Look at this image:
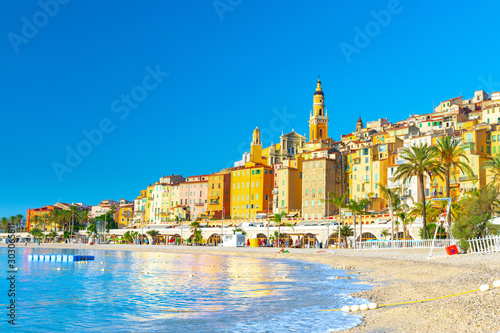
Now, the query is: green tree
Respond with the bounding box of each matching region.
[348,198,370,247]
[409,201,439,239]
[481,155,500,190]
[380,184,404,241]
[0,217,9,232]
[396,211,415,242]
[29,228,43,243]
[452,187,500,251]
[323,192,348,246]
[146,229,160,245]
[394,144,440,239]
[233,227,247,235]
[190,221,201,245]
[334,225,353,248]
[47,231,58,243]
[381,228,389,240]
[433,135,474,231]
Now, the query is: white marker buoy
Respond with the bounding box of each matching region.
[341,306,350,312]
[189,274,194,277]
[100,269,106,271]
[56,268,62,271]
[350,305,360,312]
[368,303,378,310]
[480,284,490,291]
[360,304,369,311]
[493,280,500,288]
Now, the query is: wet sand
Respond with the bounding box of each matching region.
[13,243,500,332]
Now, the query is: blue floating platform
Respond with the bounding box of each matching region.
[28,255,94,262]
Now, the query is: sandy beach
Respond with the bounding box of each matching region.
[14,243,500,332]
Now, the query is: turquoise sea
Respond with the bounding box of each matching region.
[0,247,371,332]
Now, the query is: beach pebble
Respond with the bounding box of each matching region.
[350,305,360,312]
[368,303,378,310]
[341,306,350,312]
[360,304,369,311]
[480,284,490,291]
[493,280,500,288]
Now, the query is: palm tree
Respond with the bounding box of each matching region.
[324,192,348,247]
[31,215,41,230]
[409,201,439,239]
[189,221,200,245]
[1,217,9,232]
[396,211,415,243]
[348,199,370,248]
[379,184,403,242]
[482,155,500,190]
[381,228,389,240]
[394,143,440,239]
[433,136,474,232]
[49,209,63,232]
[272,211,287,247]
[335,225,353,248]
[146,229,160,245]
[14,214,24,232]
[346,202,357,248]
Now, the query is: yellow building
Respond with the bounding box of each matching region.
[459,127,490,195]
[273,158,303,216]
[230,163,274,219]
[207,171,231,219]
[118,203,133,228]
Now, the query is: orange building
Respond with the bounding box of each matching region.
[207,171,231,219]
[26,205,58,231]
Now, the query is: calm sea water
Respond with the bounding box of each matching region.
[0,247,371,332]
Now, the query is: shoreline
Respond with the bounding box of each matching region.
[9,243,500,332]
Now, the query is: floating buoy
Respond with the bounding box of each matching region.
[211,265,215,267]
[13,268,20,270]
[282,276,287,279]
[100,269,106,272]
[100,262,104,264]
[107,255,110,256]
[195,256,198,258]
[350,305,360,312]
[158,255,161,257]
[56,268,62,271]
[120,255,123,257]
[493,280,500,288]
[305,267,310,269]
[368,303,378,310]
[189,274,194,277]
[341,306,350,312]
[139,255,141,257]
[360,304,369,311]
[480,284,490,291]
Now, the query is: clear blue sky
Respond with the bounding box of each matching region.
[2,0,500,217]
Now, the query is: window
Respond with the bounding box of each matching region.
[305,189,308,195]
[305,200,308,207]
[319,188,322,194]
[282,180,285,185]
[311,200,315,207]
[281,200,285,207]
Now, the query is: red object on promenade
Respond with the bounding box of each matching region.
[445,245,458,255]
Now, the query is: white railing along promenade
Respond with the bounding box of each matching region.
[467,235,500,254]
[358,239,456,250]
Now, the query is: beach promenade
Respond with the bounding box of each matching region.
[12,243,500,332]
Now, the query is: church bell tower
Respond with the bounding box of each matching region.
[308,78,329,142]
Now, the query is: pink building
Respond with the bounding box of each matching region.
[179,175,209,220]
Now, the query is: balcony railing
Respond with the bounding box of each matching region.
[461,142,475,151]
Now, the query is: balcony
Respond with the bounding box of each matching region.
[461,142,475,152]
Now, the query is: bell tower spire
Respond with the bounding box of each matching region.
[308,78,329,142]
